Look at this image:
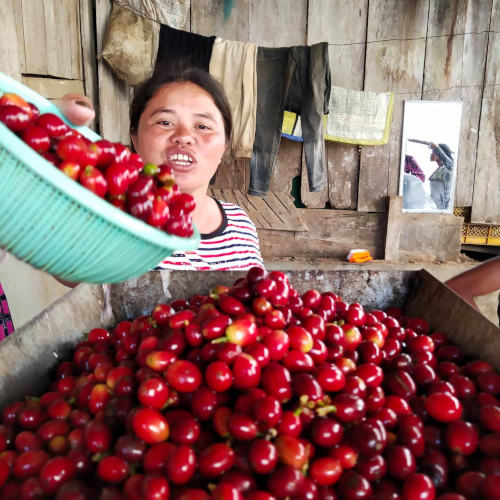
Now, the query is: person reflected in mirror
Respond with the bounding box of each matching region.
[402,154,437,210]
[445,256,500,326]
[428,142,454,210]
[405,154,426,183]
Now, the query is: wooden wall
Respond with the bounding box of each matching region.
[91,0,498,226]
[0,0,97,109]
[1,0,498,248]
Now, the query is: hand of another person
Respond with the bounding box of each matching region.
[54,93,95,127]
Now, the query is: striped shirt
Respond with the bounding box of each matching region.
[156,199,264,271]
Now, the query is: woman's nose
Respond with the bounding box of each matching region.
[172,125,193,144]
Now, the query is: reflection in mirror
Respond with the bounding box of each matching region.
[399,101,462,214]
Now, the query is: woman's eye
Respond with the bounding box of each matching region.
[157,120,171,126]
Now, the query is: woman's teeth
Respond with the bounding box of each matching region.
[169,154,193,166]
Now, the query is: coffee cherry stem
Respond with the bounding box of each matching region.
[211,336,229,344]
[316,404,337,417]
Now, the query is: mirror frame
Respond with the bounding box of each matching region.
[399,100,462,214]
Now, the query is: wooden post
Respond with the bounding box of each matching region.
[385,195,403,261]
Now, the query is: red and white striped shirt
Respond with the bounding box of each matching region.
[157,200,264,271]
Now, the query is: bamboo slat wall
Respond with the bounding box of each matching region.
[1,0,498,224]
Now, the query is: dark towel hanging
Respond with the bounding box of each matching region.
[156,25,216,72]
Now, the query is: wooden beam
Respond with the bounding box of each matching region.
[308,0,368,209]
[0,0,22,78]
[21,0,48,75]
[210,189,308,231]
[384,195,403,261]
[79,0,98,131]
[259,209,386,260]
[471,3,500,223]
[21,77,84,100]
[424,0,491,207]
[192,0,250,41]
[95,0,131,144]
[358,0,428,212]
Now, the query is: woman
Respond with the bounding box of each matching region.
[59,64,264,271]
[428,142,454,211]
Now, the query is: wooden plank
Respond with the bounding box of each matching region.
[247,0,307,203]
[384,195,403,261]
[69,0,83,79]
[213,188,236,206]
[247,193,287,230]
[359,91,420,212]
[95,0,131,144]
[270,140,301,193]
[405,270,500,371]
[249,0,307,46]
[298,1,364,208]
[471,5,500,223]
[295,209,385,244]
[360,41,426,210]
[191,0,250,191]
[367,0,428,41]
[308,1,368,210]
[212,157,247,190]
[427,0,492,37]
[13,0,26,73]
[358,0,428,212]
[79,0,99,131]
[399,213,463,261]
[210,189,308,231]
[300,146,328,208]
[234,158,247,190]
[327,142,359,209]
[212,159,237,189]
[308,0,367,47]
[0,0,22,78]
[259,210,386,259]
[233,190,274,229]
[191,0,250,41]
[184,1,191,29]
[45,0,68,78]
[265,191,308,231]
[22,0,48,75]
[20,77,84,99]
[424,0,491,207]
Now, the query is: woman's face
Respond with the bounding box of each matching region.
[430,152,441,166]
[132,81,227,196]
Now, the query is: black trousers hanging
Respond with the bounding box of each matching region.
[249,42,331,197]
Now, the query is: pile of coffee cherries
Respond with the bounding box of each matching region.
[0,268,499,499]
[0,92,194,237]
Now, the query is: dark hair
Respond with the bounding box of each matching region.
[438,143,453,159]
[130,60,233,156]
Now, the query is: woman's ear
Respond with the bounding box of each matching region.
[131,132,138,153]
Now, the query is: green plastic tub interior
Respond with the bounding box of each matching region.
[0,72,200,283]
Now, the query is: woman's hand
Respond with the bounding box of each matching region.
[54,93,95,127]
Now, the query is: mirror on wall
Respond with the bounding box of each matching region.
[399,100,462,214]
